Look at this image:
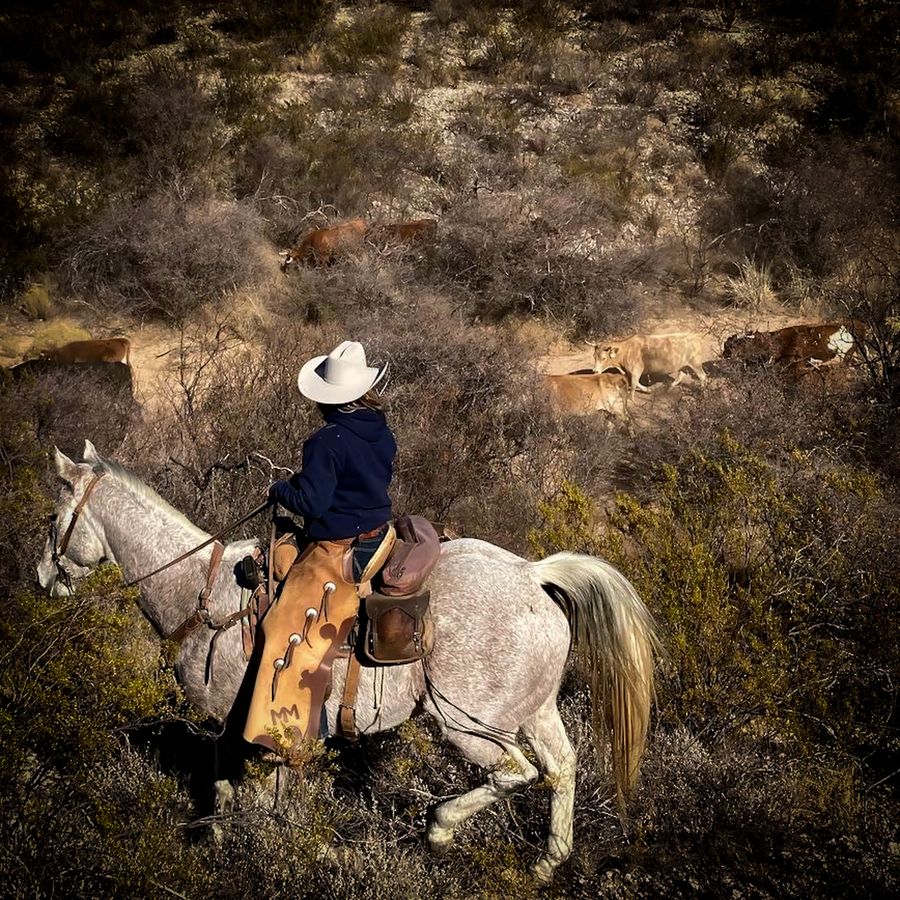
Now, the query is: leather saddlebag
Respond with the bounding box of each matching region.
[380,515,441,597]
[363,590,432,665]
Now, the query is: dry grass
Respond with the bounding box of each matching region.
[726,257,777,310]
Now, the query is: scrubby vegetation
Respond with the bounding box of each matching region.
[1,1,898,897]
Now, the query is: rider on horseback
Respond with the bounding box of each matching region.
[244,341,396,750]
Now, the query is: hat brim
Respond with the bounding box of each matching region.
[297,355,388,404]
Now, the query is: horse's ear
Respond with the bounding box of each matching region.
[83,439,99,463]
[53,446,79,481]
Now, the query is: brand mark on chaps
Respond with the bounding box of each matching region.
[271,705,301,726]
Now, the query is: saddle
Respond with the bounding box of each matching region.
[240,516,442,752]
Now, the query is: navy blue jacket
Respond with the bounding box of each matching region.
[270,407,396,540]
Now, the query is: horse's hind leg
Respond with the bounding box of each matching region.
[521,699,577,881]
[426,733,538,853]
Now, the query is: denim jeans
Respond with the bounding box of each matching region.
[352,525,389,582]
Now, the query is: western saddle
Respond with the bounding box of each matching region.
[238,515,443,741]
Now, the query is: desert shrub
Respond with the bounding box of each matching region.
[322,4,411,75]
[237,115,440,234]
[48,55,224,182]
[214,47,279,131]
[0,567,201,898]
[426,198,637,337]
[600,432,899,754]
[552,113,645,221]
[700,162,781,268]
[685,85,767,182]
[561,145,643,210]
[214,0,336,51]
[62,184,274,321]
[451,93,522,154]
[3,360,137,459]
[725,256,776,309]
[773,138,898,278]
[835,238,900,408]
[17,277,56,320]
[625,730,897,897]
[408,32,462,86]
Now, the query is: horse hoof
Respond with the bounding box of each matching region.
[531,858,556,883]
[426,826,454,856]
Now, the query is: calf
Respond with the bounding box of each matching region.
[592,332,707,399]
[40,337,131,365]
[281,218,368,270]
[543,371,630,422]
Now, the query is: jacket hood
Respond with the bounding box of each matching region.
[320,406,389,443]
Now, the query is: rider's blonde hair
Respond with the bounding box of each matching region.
[340,388,384,413]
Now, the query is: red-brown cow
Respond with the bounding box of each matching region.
[40,337,131,365]
[281,218,368,270]
[367,218,438,248]
[723,322,858,366]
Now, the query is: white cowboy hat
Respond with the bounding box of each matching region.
[297,340,388,404]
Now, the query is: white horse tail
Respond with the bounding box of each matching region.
[530,552,658,813]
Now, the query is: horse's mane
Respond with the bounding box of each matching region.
[92,453,210,540]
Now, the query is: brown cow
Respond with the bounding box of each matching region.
[281,218,368,270]
[367,218,438,248]
[592,332,707,399]
[40,337,131,366]
[723,322,858,366]
[543,372,630,422]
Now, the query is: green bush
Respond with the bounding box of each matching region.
[597,432,899,755]
[0,568,203,897]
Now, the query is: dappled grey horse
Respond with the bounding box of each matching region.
[38,441,657,880]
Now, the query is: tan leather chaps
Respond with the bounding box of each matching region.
[243,540,359,750]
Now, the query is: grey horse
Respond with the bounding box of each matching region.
[37,440,658,880]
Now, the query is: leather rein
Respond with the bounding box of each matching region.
[49,472,271,649]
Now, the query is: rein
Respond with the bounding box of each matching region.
[124,501,270,587]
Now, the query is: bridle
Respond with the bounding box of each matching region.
[49,470,107,594]
[48,471,271,663]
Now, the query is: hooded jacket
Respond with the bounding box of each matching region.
[270,407,396,540]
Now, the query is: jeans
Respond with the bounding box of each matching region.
[352,525,389,582]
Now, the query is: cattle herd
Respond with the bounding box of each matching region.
[544,321,865,425]
[4,214,866,437]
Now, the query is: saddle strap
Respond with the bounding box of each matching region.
[338,652,362,741]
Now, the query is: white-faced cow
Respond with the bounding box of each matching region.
[723,322,858,367]
[592,332,707,399]
[281,218,368,270]
[543,372,630,423]
[40,337,131,366]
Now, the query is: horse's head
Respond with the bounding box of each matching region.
[37,441,111,596]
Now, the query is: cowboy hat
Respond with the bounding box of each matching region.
[297,340,388,404]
